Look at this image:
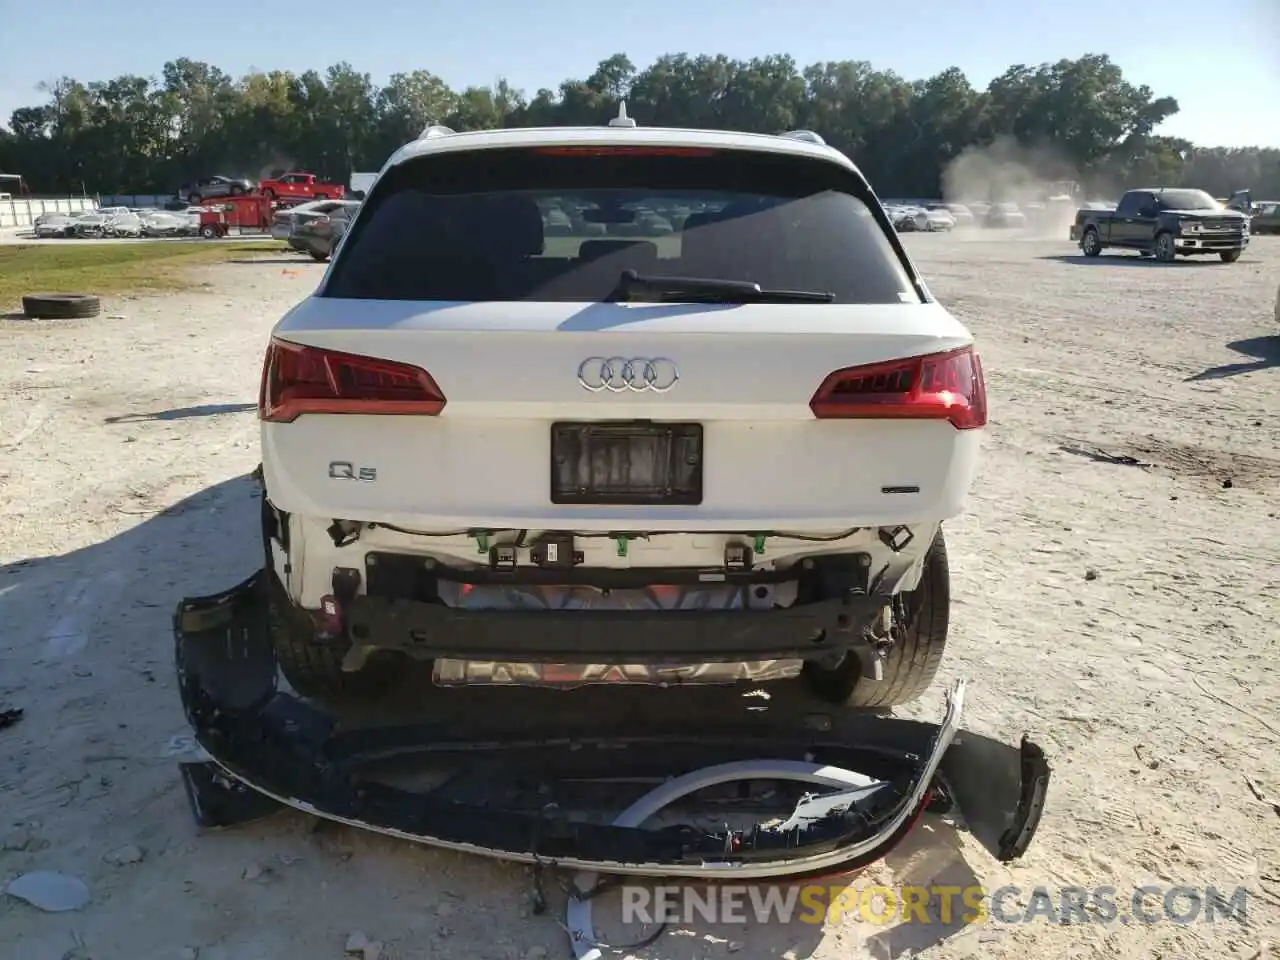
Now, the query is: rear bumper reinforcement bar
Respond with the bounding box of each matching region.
[174,569,1050,878]
[342,592,887,663]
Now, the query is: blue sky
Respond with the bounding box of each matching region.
[1,0,1276,147]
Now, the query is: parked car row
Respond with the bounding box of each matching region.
[882,198,1056,231]
[31,206,206,239]
[28,195,335,242]
[883,202,960,232]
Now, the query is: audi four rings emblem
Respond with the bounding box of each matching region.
[576,357,680,393]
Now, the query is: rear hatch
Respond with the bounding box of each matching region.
[261,143,984,531]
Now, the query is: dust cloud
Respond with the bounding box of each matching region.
[257,155,297,180]
[941,136,1096,239]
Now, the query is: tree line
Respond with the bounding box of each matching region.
[1,52,1276,201]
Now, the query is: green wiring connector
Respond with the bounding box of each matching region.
[754,533,767,555]
[472,530,490,554]
[615,534,630,558]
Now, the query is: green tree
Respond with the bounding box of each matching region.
[1,52,1275,201]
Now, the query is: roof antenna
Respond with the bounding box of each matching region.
[608,101,637,128]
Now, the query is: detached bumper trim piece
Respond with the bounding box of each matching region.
[174,570,1050,878]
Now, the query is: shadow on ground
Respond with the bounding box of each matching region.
[1186,336,1280,382]
[0,474,994,959]
[103,402,257,423]
[225,257,320,265]
[1038,254,1229,267]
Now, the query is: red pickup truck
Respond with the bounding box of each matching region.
[258,172,346,202]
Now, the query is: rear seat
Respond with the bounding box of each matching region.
[576,239,659,270]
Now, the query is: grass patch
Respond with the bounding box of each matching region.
[0,241,292,309]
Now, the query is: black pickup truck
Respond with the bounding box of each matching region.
[1069,188,1250,262]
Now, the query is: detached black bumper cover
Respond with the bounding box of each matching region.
[174,571,1050,878]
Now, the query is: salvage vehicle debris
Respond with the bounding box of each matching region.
[0,706,23,730]
[174,566,1049,880]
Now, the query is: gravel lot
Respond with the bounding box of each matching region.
[1,236,1278,960]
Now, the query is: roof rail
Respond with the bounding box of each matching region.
[778,129,826,145]
[418,124,456,139]
[608,102,637,128]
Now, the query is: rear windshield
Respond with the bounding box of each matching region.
[1155,189,1220,211]
[322,147,920,304]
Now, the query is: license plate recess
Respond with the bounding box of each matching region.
[550,421,702,505]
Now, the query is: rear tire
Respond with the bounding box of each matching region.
[1080,228,1101,257]
[802,529,950,709]
[266,572,405,703]
[308,250,329,262]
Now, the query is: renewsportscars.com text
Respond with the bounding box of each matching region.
[621,884,1251,926]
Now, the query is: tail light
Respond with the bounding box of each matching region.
[258,337,446,422]
[809,346,986,429]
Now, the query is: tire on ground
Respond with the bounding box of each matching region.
[21,293,102,320]
[266,572,406,702]
[802,528,950,709]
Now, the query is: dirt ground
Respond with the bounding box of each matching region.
[1,236,1278,960]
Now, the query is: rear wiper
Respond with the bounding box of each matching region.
[612,269,836,303]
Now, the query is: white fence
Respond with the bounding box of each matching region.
[4,180,373,227]
[0,196,98,228]
[99,195,175,209]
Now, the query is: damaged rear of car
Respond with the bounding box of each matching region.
[173,113,1049,891]
[256,122,984,710]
